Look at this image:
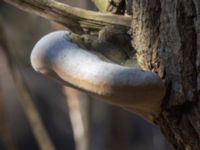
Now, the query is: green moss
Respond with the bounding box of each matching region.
[68,32,138,67]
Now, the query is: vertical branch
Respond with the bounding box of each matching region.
[82,95,93,150]
[14,72,56,150]
[63,87,92,150]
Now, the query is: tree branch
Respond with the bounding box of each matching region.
[4,0,131,34]
[0,15,55,150]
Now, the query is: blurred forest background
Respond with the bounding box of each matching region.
[0,1,173,150]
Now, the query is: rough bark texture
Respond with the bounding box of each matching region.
[107,0,133,15]
[131,0,200,149]
[107,0,126,14]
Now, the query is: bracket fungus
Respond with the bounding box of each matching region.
[31,31,165,122]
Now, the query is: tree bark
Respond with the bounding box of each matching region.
[131,0,200,149]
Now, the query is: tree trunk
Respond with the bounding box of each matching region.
[131,0,200,150]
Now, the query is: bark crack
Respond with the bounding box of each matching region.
[176,0,198,103]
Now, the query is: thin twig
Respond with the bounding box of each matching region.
[0,18,55,150]
[63,87,92,150]
[14,71,56,150]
